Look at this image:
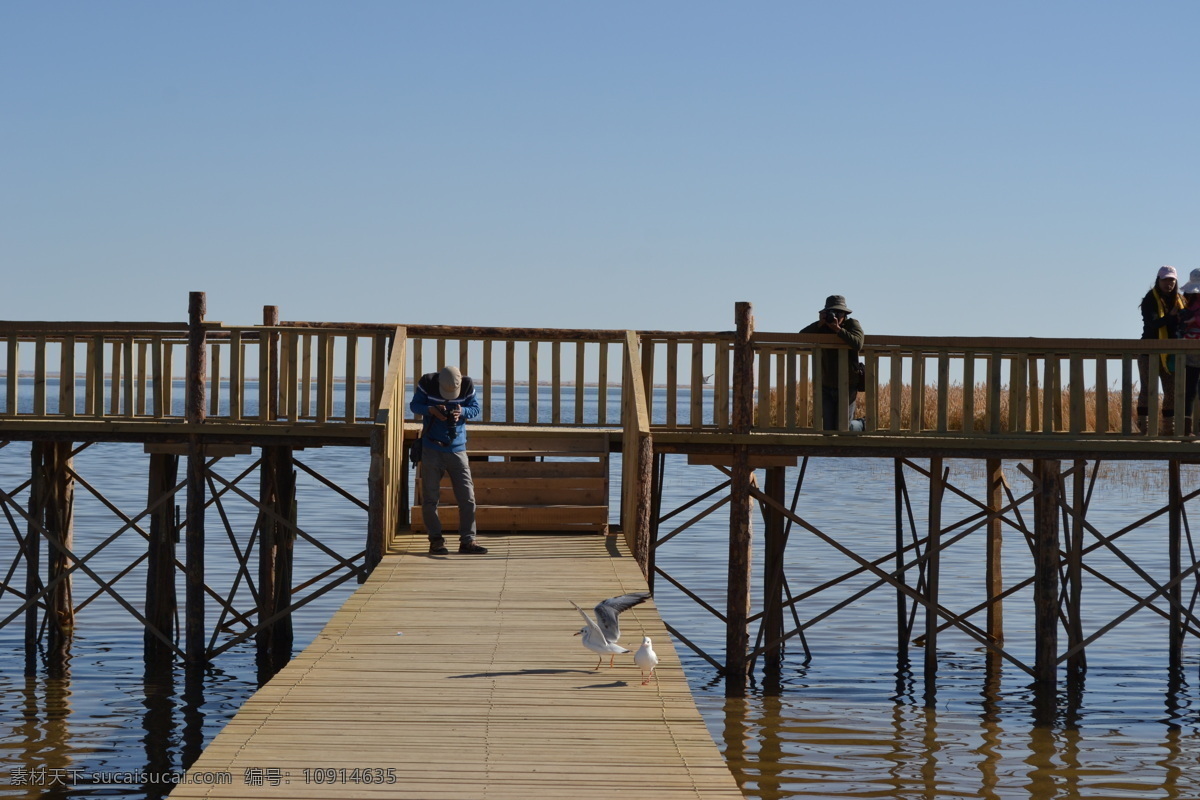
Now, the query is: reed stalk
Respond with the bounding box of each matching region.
[766,382,1136,432]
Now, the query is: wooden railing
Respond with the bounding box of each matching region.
[0,322,393,426]
[751,333,1200,438]
[402,326,629,426]
[620,331,652,569]
[5,317,1197,441]
[0,322,189,420]
[368,327,408,568]
[638,334,734,429]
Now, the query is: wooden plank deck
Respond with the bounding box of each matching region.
[170,533,743,799]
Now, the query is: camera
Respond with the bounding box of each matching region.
[823,310,840,324]
[427,404,460,447]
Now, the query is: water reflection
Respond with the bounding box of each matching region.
[12,667,73,800]
[180,667,207,774]
[705,666,1200,800]
[139,669,175,800]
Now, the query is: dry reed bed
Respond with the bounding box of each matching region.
[767,382,1136,432]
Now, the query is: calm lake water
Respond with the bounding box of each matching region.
[2,385,1200,799]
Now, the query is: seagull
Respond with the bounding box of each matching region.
[571,592,650,669]
[634,636,659,685]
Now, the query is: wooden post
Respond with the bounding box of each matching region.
[762,465,787,686]
[25,443,45,675]
[647,452,663,595]
[924,456,943,708]
[986,458,1004,646]
[145,452,179,667]
[894,459,909,664]
[276,447,296,669]
[258,445,295,678]
[1032,459,1061,687]
[1067,459,1087,684]
[367,428,386,577]
[259,446,278,670]
[45,442,75,661]
[185,291,207,665]
[634,432,654,572]
[1169,459,1183,676]
[264,306,280,420]
[726,301,754,697]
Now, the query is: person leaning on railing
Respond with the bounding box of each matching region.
[800,295,865,432]
[1138,266,1184,435]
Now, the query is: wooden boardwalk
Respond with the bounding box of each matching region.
[170,533,743,799]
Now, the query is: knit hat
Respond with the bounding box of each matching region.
[1159,265,1178,280]
[438,365,462,399]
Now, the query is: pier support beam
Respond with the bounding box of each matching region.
[986,459,1004,647]
[923,456,943,708]
[1032,459,1061,693]
[761,465,787,687]
[25,444,45,674]
[1169,459,1183,677]
[894,460,909,667]
[44,442,74,667]
[185,291,207,665]
[257,445,296,679]
[725,301,754,697]
[1066,459,1087,685]
[145,452,179,667]
[646,452,664,596]
[25,442,76,673]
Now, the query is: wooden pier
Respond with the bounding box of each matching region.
[4,290,1200,785]
[168,532,742,799]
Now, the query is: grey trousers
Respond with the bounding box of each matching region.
[420,447,477,542]
[819,387,864,431]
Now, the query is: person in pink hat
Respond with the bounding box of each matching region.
[1137,265,1184,434]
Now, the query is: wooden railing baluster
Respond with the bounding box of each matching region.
[575,341,585,425]
[505,340,515,423]
[552,340,562,425]
[596,341,608,424]
[665,339,677,429]
[529,340,539,424]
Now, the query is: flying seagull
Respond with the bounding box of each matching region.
[634,636,659,685]
[571,592,650,669]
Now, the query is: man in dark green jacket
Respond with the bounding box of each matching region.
[800,295,864,431]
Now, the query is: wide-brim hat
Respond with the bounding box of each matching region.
[1183,281,1200,295]
[438,365,462,399]
[823,295,852,314]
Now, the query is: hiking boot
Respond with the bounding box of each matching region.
[458,540,488,555]
[429,538,449,555]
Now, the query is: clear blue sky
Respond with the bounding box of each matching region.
[3,2,1197,339]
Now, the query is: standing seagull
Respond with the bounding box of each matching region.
[571,592,650,669]
[634,636,659,685]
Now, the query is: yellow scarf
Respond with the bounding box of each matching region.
[1153,289,1185,371]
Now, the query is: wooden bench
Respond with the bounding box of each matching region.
[412,433,610,533]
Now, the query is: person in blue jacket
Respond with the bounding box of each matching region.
[409,365,487,555]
